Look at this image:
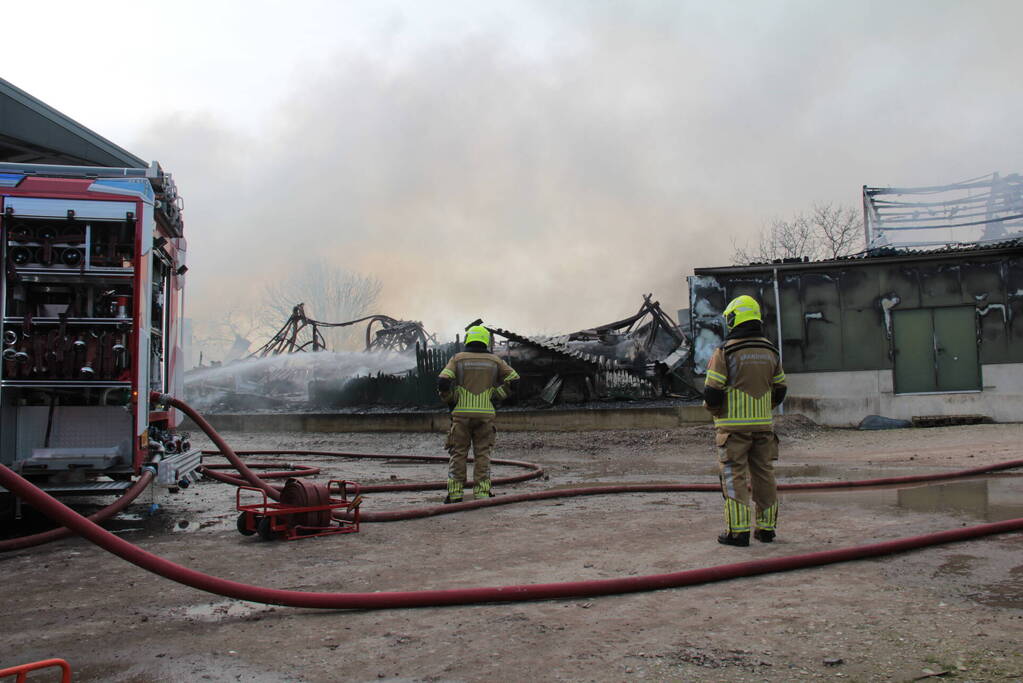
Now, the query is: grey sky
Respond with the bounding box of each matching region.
[5,1,1022,339]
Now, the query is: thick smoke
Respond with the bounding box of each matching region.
[131,1,1023,345]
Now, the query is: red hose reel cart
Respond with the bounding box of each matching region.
[236,478,361,541]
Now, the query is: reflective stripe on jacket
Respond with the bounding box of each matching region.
[704,337,785,432]
[439,351,519,417]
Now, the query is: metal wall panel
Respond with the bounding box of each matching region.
[800,274,842,370]
[960,261,1004,304]
[842,308,887,370]
[690,250,1023,381]
[838,269,879,310]
[920,264,963,306]
[1008,257,1023,348]
[879,266,921,309]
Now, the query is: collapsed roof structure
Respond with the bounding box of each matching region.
[863,172,1023,249]
[488,294,692,403]
[185,294,694,411]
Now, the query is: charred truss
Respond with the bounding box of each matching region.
[486,295,692,403]
[864,172,1023,249]
[365,316,436,352]
[249,304,435,357]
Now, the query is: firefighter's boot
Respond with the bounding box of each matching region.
[754,503,778,542]
[719,498,751,546]
[443,479,464,504]
[717,531,750,547]
[473,478,494,499]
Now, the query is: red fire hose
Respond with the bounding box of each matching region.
[1,460,1021,609]
[168,392,1023,522]
[198,449,1023,523]
[0,470,154,553]
[1,391,1020,610]
[199,449,543,492]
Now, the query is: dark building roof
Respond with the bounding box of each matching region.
[695,237,1023,276]
[0,77,145,168]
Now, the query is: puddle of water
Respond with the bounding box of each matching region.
[932,554,980,578]
[786,478,1023,523]
[778,464,916,480]
[968,565,1023,610]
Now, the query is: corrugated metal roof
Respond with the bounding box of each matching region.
[0,77,145,168]
[695,236,1023,275]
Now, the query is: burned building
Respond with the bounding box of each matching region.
[688,239,1023,426]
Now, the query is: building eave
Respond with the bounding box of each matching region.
[0,77,146,168]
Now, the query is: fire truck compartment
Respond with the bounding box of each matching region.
[2,404,132,470]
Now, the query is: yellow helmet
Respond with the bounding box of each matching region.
[723,295,761,330]
[465,325,491,347]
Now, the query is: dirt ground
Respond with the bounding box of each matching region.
[2,417,1022,682]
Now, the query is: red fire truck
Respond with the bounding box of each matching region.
[0,162,199,496]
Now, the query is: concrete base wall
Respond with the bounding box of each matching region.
[785,363,1023,426]
[183,405,713,434]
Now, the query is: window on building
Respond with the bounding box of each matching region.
[892,306,981,394]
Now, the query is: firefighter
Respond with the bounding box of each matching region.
[437,325,520,504]
[703,295,787,546]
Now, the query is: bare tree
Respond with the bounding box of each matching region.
[190,307,270,364]
[811,203,862,260]
[732,202,864,265]
[261,261,383,350]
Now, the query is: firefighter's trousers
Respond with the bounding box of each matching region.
[446,414,496,486]
[717,430,779,533]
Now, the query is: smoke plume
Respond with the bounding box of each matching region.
[130,1,1023,349]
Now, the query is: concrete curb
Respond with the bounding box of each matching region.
[180,405,712,434]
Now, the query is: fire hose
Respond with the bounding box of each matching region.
[0,470,154,553]
[1,460,1022,609]
[198,449,1023,523]
[0,391,1019,609]
[198,450,544,493]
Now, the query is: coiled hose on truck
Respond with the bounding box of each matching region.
[0,391,1019,610]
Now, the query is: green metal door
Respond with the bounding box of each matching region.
[893,309,935,394]
[934,307,980,392]
[893,307,980,394]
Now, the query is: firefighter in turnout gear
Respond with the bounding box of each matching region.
[703,295,787,546]
[437,325,520,504]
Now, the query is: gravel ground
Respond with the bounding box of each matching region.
[1,417,1022,682]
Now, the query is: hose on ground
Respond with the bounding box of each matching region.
[198,448,1023,523]
[199,449,543,492]
[200,462,321,480]
[0,470,154,553]
[4,392,1022,610]
[159,393,279,500]
[1,460,1020,610]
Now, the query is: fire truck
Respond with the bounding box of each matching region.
[0,161,199,496]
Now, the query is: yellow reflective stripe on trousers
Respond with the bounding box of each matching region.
[756,503,778,531]
[724,498,751,532]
